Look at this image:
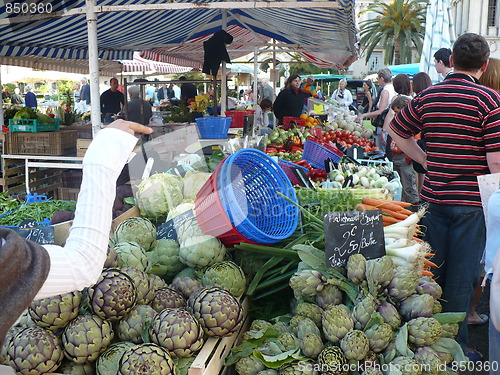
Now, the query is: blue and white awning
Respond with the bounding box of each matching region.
[0,0,358,70]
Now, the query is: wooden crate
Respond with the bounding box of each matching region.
[57,187,80,201]
[77,138,92,157]
[6,130,78,156]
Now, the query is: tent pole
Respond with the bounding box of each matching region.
[220,10,227,117]
[212,76,217,116]
[0,66,4,129]
[86,0,101,138]
[253,44,258,106]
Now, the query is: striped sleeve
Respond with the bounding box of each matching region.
[34,128,138,299]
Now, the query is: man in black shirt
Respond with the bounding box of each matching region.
[100,78,125,123]
[179,76,198,104]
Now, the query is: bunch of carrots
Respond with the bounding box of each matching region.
[358,197,414,226]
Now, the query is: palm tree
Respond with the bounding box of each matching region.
[359,0,427,65]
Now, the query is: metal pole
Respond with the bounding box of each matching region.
[253,45,258,106]
[0,67,4,129]
[220,10,227,116]
[86,0,102,138]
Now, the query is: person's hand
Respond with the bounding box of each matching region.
[355,114,363,123]
[107,119,153,135]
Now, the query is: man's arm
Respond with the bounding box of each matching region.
[387,127,427,169]
[487,151,500,173]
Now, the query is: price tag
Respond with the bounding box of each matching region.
[13,219,55,244]
[156,209,194,241]
[324,209,385,268]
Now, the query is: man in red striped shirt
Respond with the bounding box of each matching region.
[389,33,500,359]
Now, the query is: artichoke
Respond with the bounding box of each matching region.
[187,286,244,337]
[386,265,420,301]
[117,304,158,344]
[295,302,323,328]
[113,217,157,251]
[171,277,203,299]
[179,235,226,269]
[365,256,395,296]
[389,356,422,375]
[118,343,175,375]
[415,280,442,300]
[151,286,186,312]
[250,319,273,332]
[315,284,343,309]
[3,326,63,375]
[148,273,168,292]
[289,269,326,297]
[322,304,354,343]
[147,238,185,277]
[59,359,96,375]
[277,332,299,351]
[351,293,378,330]
[273,321,292,334]
[432,300,442,314]
[96,341,135,375]
[440,322,459,338]
[86,268,137,321]
[201,261,247,297]
[340,329,370,360]
[317,346,348,375]
[300,333,324,359]
[361,369,384,375]
[279,361,319,375]
[28,291,81,330]
[62,314,114,364]
[173,267,200,280]
[289,314,308,334]
[172,356,196,375]
[360,350,381,374]
[149,308,204,357]
[175,215,205,245]
[364,323,393,353]
[414,346,441,375]
[377,300,402,330]
[258,371,279,375]
[104,245,119,268]
[296,317,321,340]
[398,294,435,321]
[113,241,150,272]
[235,355,266,375]
[407,317,442,347]
[121,266,155,305]
[346,253,366,284]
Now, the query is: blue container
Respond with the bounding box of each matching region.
[195,117,231,139]
[217,148,299,244]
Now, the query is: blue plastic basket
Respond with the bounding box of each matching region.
[277,159,309,186]
[303,139,343,169]
[217,148,299,244]
[195,117,231,139]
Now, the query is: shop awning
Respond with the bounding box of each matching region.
[120,53,193,74]
[387,63,421,77]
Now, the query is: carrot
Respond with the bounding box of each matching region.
[398,208,414,216]
[423,252,435,257]
[422,270,434,277]
[412,237,424,243]
[391,200,413,208]
[382,215,400,224]
[358,203,377,210]
[380,208,409,220]
[362,197,403,211]
[423,258,438,268]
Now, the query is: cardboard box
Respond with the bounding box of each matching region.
[77,138,92,157]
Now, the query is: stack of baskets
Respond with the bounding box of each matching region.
[194,149,299,246]
[303,138,344,169]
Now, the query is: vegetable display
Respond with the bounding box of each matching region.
[0,200,76,226]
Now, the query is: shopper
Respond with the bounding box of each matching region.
[260,79,274,102]
[0,119,153,345]
[179,76,198,104]
[24,86,37,109]
[10,88,23,105]
[360,80,374,114]
[388,33,500,361]
[126,85,153,125]
[434,47,453,79]
[253,98,273,136]
[100,77,125,123]
[330,78,353,108]
[273,74,310,124]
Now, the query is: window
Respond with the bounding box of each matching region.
[368,52,383,72]
[488,0,497,27]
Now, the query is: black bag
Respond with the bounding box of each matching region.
[372,108,389,128]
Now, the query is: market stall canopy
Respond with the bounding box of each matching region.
[387,63,420,77]
[120,53,194,74]
[299,73,348,82]
[0,0,358,70]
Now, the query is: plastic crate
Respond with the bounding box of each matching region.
[303,139,343,169]
[6,130,78,155]
[225,110,255,128]
[195,117,231,139]
[283,116,306,127]
[9,118,61,133]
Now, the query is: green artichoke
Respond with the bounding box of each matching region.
[351,293,378,330]
[289,269,326,298]
[315,284,343,309]
[322,304,354,343]
[104,245,119,269]
[117,304,158,344]
[148,273,168,292]
[86,268,137,321]
[376,300,402,330]
[365,256,395,296]
[360,350,381,374]
[149,308,204,357]
[28,291,81,330]
[295,302,323,328]
[147,239,185,277]
[279,361,319,375]
[235,355,266,375]
[258,370,279,375]
[407,317,442,347]
[361,369,384,375]
[317,346,348,375]
[388,356,422,375]
[201,261,247,297]
[175,215,205,245]
[187,286,244,337]
[415,280,442,300]
[59,359,96,375]
[97,342,135,375]
[173,267,199,280]
[151,286,186,312]
[346,253,366,284]
[414,347,441,375]
[118,343,175,375]
[289,314,308,334]
[432,300,442,314]
[440,322,459,338]
[398,294,434,321]
[386,265,420,301]
[273,321,292,334]
[179,235,226,269]
[113,241,150,272]
[300,333,324,359]
[62,314,114,364]
[113,217,157,251]
[171,276,203,298]
[250,319,273,331]
[340,329,370,360]
[364,323,393,353]
[296,317,321,340]
[3,326,63,375]
[121,266,155,305]
[277,332,299,351]
[172,356,195,375]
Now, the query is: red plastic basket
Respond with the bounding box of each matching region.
[303,139,343,169]
[283,116,306,127]
[277,159,309,186]
[225,110,255,128]
[194,163,254,247]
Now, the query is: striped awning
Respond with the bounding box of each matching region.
[0,0,358,70]
[119,53,193,74]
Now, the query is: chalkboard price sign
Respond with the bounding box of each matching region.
[324,209,385,268]
[156,210,194,241]
[13,219,55,245]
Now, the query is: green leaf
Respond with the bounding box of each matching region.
[224,327,281,366]
[364,312,384,331]
[432,312,467,324]
[431,337,469,364]
[123,197,136,205]
[252,347,302,369]
[293,244,326,269]
[394,323,414,358]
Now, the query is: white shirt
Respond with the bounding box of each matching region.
[331,88,353,107]
[35,128,138,299]
[253,105,269,131]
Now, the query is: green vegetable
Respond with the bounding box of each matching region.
[0,200,76,226]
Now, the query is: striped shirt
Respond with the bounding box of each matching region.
[34,128,139,299]
[390,73,500,206]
